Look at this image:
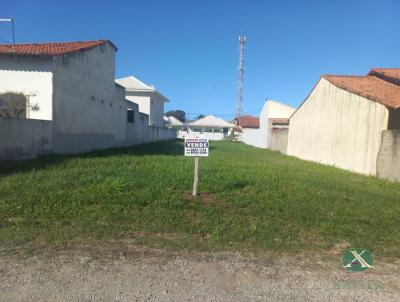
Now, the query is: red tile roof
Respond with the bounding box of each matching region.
[368,68,400,86]
[0,40,116,56]
[322,73,400,109]
[236,115,260,128]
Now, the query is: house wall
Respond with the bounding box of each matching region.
[126,94,151,117]
[0,55,53,120]
[287,78,389,175]
[149,92,166,127]
[52,43,128,153]
[0,118,53,161]
[269,128,289,154]
[376,130,400,181]
[126,100,142,145]
[125,91,165,127]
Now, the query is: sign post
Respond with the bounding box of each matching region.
[193,156,200,196]
[184,136,209,196]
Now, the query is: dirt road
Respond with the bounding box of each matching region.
[0,247,399,302]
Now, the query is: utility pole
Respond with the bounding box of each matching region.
[235,36,246,125]
[0,18,16,45]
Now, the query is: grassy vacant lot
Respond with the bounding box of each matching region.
[0,140,399,257]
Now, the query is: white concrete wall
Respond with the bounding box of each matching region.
[376,130,400,182]
[0,118,53,160]
[148,126,177,142]
[287,78,389,175]
[52,43,128,152]
[0,56,53,120]
[239,129,263,147]
[239,100,295,148]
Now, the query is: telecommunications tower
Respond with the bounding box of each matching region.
[235,36,246,122]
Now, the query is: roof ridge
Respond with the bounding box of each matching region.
[322,74,366,78]
[371,74,400,88]
[369,67,400,71]
[0,40,116,56]
[324,74,400,84]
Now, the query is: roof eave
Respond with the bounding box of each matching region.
[0,40,116,57]
[125,88,169,102]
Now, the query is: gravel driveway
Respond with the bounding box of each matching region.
[1,247,399,302]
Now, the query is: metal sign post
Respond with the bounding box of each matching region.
[184,136,209,196]
[193,156,200,196]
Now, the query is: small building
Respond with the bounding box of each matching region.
[0,40,176,160]
[179,115,234,140]
[164,115,184,129]
[116,76,168,127]
[239,100,295,152]
[0,40,129,154]
[287,68,400,175]
[164,115,183,127]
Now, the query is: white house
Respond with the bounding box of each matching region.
[239,100,295,152]
[164,115,183,128]
[178,115,234,140]
[116,76,168,127]
[0,40,130,154]
[287,68,400,175]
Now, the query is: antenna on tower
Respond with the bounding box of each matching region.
[235,36,246,124]
[0,18,16,45]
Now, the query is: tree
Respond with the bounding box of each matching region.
[195,114,205,120]
[165,110,186,122]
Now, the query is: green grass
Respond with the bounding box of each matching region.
[0,140,399,257]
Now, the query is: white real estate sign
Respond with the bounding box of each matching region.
[185,137,209,157]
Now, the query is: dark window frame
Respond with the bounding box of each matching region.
[127,109,135,123]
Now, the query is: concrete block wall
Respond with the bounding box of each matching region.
[376,130,400,181]
[53,133,116,154]
[148,126,177,142]
[0,118,53,161]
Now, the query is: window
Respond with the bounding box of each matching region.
[127,109,135,123]
[0,92,27,118]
